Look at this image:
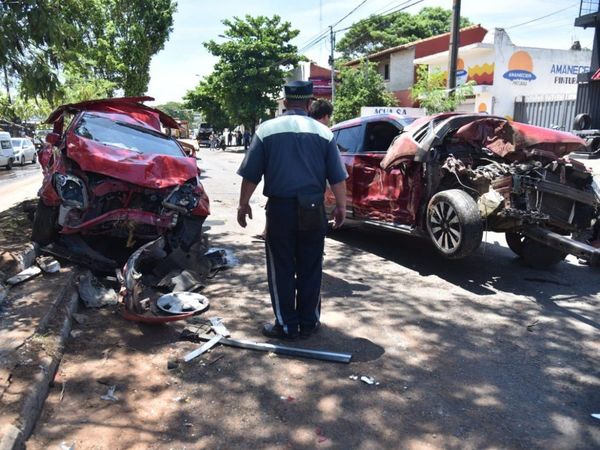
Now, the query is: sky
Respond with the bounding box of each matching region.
[146,0,595,105]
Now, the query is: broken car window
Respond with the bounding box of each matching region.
[74,113,185,157]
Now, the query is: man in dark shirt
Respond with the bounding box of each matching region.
[237,81,347,340]
[309,98,333,126]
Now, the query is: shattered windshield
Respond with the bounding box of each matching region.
[74,113,185,157]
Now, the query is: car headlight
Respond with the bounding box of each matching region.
[53,174,88,209]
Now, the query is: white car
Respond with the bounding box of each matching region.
[0,131,15,170]
[10,137,37,165]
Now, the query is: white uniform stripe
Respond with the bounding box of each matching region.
[256,115,333,141]
[266,240,284,326]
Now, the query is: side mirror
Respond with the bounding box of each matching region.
[45,132,61,146]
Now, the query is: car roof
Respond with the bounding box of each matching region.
[331,114,416,131]
[45,97,180,131]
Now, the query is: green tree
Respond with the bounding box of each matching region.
[0,0,175,101]
[337,7,472,59]
[204,15,303,132]
[155,101,195,124]
[184,74,231,131]
[410,65,474,114]
[333,61,397,123]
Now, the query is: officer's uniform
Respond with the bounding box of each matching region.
[237,84,347,337]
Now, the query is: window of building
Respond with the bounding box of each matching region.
[384,64,390,81]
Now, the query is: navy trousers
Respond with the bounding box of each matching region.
[265,198,326,333]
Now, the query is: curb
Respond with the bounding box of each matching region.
[0,270,79,450]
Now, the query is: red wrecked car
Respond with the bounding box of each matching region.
[32,97,210,268]
[327,113,600,268]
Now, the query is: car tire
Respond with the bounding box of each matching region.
[20,155,24,166]
[32,153,37,164]
[426,189,483,259]
[505,232,526,257]
[31,199,59,245]
[520,238,566,269]
[5,159,13,170]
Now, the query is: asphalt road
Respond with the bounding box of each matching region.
[0,162,42,212]
[28,147,600,449]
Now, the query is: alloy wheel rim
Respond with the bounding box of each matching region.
[429,201,462,253]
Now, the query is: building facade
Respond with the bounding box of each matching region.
[414,28,591,119]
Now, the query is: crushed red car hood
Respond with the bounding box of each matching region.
[453,118,586,159]
[67,134,198,189]
[382,115,586,169]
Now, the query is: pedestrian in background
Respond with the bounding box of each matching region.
[243,130,251,150]
[309,98,334,126]
[236,81,347,340]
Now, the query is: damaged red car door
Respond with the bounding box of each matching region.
[332,116,419,224]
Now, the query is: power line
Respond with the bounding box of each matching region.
[297,0,368,52]
[506,2,579,30]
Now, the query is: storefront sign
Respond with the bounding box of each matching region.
[360,106,426,117]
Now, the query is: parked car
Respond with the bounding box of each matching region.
[11,137,37,165]
[32,96,210,258]
[196,123,213,147]
[0,131,15,170]
[327,113,600,268]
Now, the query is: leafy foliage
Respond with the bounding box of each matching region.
[202,15,302,131]
[155,101,195,124]
[333,61,397,123]
[184,74,231,131]
[0,95,51,123]
[410,65,474,114]
[0,0,175,102]
[337,7,472,59]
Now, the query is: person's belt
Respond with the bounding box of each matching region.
[267,196,297,203]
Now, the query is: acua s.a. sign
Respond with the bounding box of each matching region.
[360,106,426,117]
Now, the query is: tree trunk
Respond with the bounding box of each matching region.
[3,65,12,104]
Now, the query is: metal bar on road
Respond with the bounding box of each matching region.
[197,334,352,364]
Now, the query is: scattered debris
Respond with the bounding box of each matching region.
[78,270,118,308]
[6,265,42,285]
[190,333,352,364]
[157,292,209,315]
[209,317,231,337]
[43,235,117,272]
[167,359,180,370]
[184,334,223,362]
[349,374,380,385]
[59,442,75,450]
[526,320,539,332]
[592,413,600,420]
[280,395,295,402]
[315,427,328,443]
[36,256,60,273]
[69,330,83,339]
[100,385,118,401]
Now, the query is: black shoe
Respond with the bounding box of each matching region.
[261,323,299,340]
[299,321,321,339]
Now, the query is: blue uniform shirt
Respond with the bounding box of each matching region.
[237,110,348,198]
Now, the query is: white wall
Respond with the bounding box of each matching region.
[491,29,591,118]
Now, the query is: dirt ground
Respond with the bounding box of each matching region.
[26,148,600,450]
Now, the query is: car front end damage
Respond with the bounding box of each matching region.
[383,114,600,267]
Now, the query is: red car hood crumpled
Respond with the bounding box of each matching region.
[67,135,198,189]
[453,118,586,159]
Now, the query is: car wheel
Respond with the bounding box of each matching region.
[6,159,13,170]
[505,232,525,257]
[20,155,24,166]
[426,189,483,259]
[520,239,566,269]
[31,199,59,245]
[32,153,37,164]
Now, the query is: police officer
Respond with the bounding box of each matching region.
[237,81,348,340]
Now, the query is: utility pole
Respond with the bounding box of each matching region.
[329,26,336,104]
[447,0,461,98]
